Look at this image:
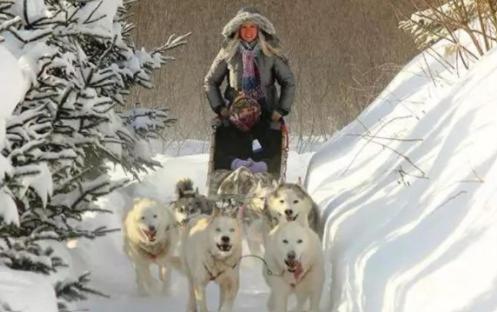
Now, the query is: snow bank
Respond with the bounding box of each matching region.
[306,42,497,311]
[0,265,57,312]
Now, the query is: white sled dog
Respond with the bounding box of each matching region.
[181,204,242,312]
[263,221,324,312]
[123,197,179,295]
[170,178,212,225]
[265,183,320,233]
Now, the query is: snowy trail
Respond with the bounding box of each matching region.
[72,151,314,311]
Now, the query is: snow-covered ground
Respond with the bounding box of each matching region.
[306,42,497,311]
[0,266,57,312]
[71,151,313,311]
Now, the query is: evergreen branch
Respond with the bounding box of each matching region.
[84,13,107,25]
[70,180,110,210]
[83,0,104,24]
[0,15,21,33]
[151,32,191,56]
[7,27,52,44]
[22,0,30,27]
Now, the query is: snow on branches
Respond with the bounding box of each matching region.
[399,0,497,68]
[0,0,188,308]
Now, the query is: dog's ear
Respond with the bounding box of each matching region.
[209,205,221,220]
[272,179,279,189]
[255,180,263,192]
[262,199,269,212]
[237,204,245,222]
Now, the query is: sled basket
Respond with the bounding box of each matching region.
[206,118,289,196]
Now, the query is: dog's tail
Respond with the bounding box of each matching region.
[176,178,196,198]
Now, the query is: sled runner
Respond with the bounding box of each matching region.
[206,117,289,196]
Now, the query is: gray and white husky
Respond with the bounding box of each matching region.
[265,183,320,235]
[169,178,212,225]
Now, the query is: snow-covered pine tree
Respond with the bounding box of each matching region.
[121,106,176,166]
[0,0,187,310]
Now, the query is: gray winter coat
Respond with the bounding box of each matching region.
[204,48,296,117]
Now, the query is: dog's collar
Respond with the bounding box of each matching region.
[139,238,170,261]
[203,264,224,281]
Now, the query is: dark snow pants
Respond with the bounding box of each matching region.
[213,118,282,173]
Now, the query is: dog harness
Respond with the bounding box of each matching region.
[139,240,169,261]
[204,251,239,281]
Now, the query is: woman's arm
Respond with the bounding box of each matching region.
[204,50,228,114]
[273,56,296,116]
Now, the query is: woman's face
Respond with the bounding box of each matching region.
[239,22,258,43]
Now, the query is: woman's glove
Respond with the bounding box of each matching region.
[219,107,230,118]
[271,110,282,121]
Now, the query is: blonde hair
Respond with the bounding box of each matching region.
[222,30,286,61]
[259,32,285,59]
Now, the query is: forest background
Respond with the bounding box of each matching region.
[128,0,420,142]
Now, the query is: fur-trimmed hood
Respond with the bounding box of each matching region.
[222,7,276,39]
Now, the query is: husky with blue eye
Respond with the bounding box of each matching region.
[123,197,179,296]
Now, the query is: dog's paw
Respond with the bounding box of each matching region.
[137,286,148,297]
[137,280,162,297]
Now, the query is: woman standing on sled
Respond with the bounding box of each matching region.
[204,7,295,175]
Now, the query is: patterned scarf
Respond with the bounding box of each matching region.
[240,42,265,103]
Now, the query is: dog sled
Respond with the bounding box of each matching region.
[206,117,289,196]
